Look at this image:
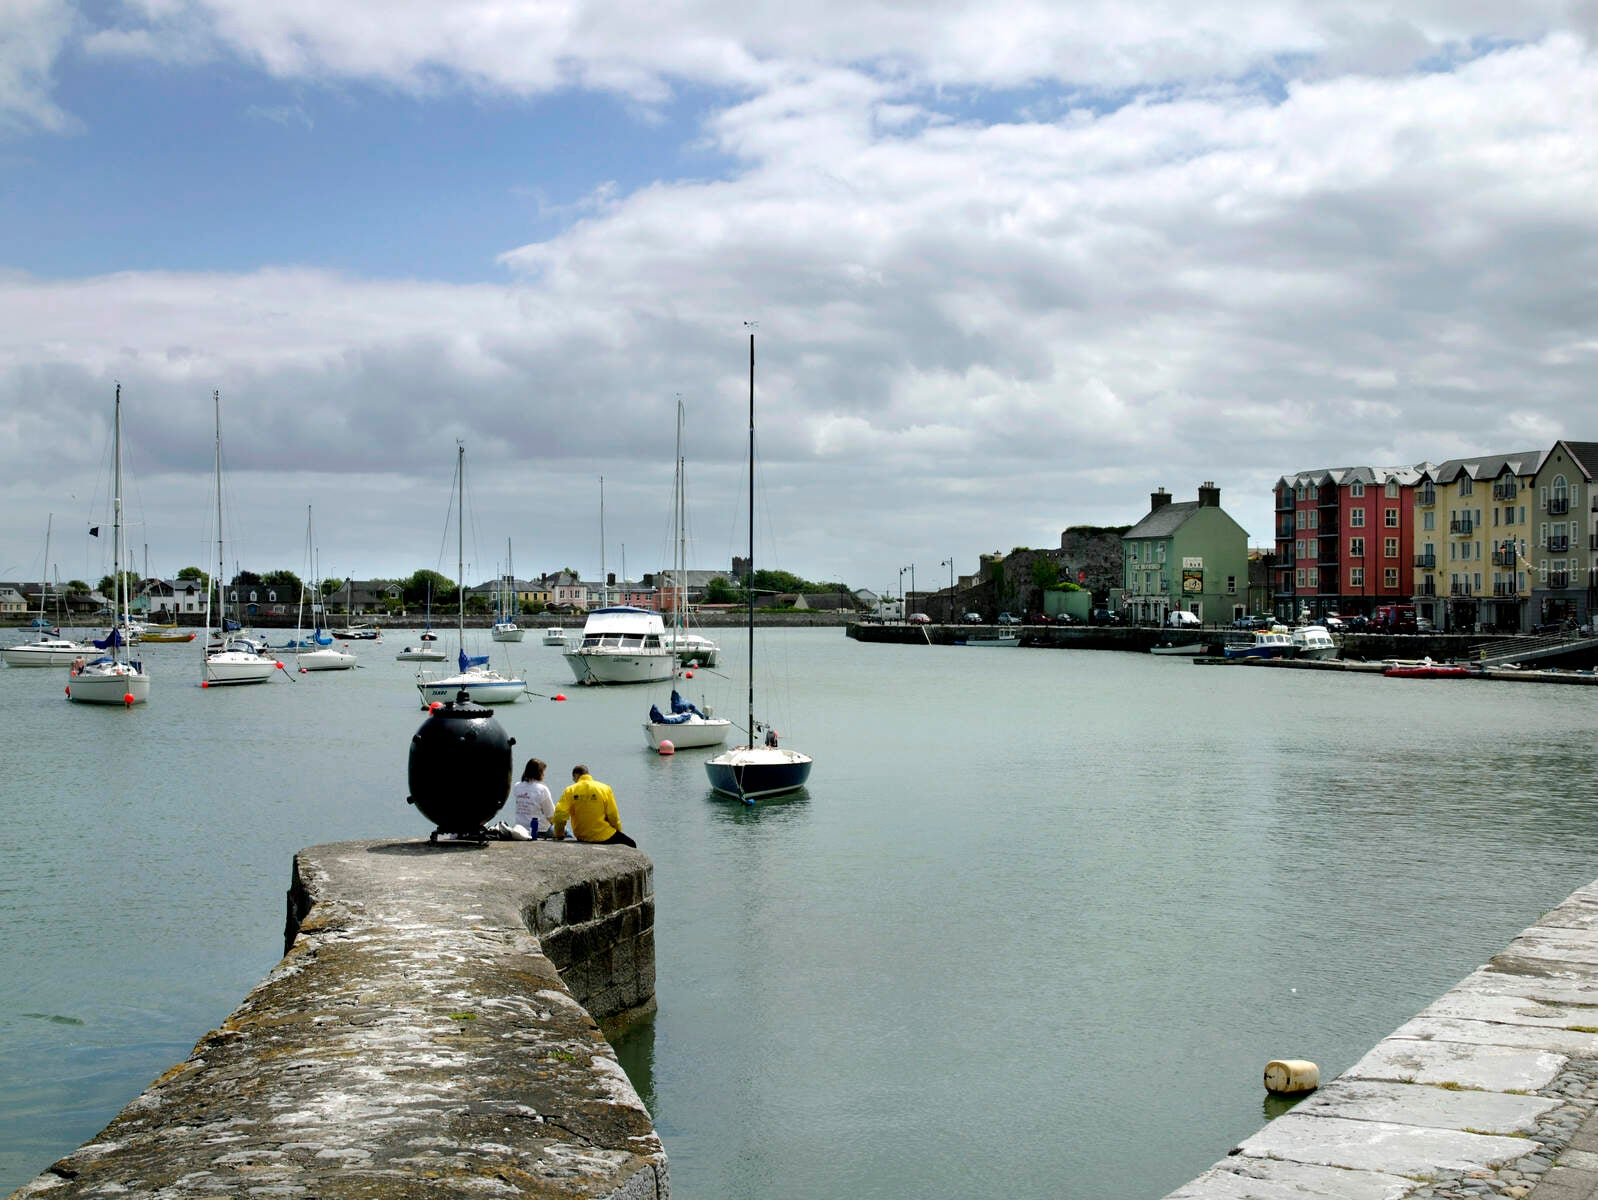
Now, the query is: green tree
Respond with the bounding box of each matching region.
[261,569,304,593]
[231,570,263,586]
[704,576,743,604]
[405,569,454,606]
[1031,558,1060,590]
[176,565,209,588]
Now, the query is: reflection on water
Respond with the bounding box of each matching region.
[5,633,1598,1198]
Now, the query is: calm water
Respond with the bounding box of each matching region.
[5,630,1598,1198]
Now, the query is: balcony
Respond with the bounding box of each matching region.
[1413,553,1435,568]
[1317,519,1340,536]
[1416,580,1437,596]
[1317,575,1340,594]
[1493,482,1518,500]
[1548,536,1570,553]
[1317,489,1339,507]
[1549,496,1570,515]
[1491,549,1515,566]
[1276,553,1295,567]
[1494,581,1520,596]
[1276,492,1295,512]
[1450,518,1474,535]
[1450,581,1474,596]
[1549,571,1571,589]
[1417,487,1436,507]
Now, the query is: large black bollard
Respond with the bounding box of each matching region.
[407,692,516,841]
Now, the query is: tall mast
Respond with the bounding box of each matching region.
[112,384,124,637]
[39,512,52,626]
[212,390,222,637]
[745,330,755,743]
[599,476,606,605]
[456,442,465,647]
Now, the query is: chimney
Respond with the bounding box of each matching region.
[1197,481,1221,508]
[1150,487,1172,512]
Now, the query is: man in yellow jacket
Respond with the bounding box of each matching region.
[551,765,638,846]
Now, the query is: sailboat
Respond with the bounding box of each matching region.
[645,398,730,749]
[705,332,813,802]
[202,391,278,687]
[397,579,445,660]
[2,514,94,667]
[294,507,355,672]
[491,540,525,642]
[415,444,528,705]
[68,385,151,706]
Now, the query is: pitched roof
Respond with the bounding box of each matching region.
[1125,500,1201,539]
[1426,450,1544,484]
[1553,441,1598,480]
[1276,463,1433,489]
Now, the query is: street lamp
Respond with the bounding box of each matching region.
[909,564,916,619]
[898,566,907,622]
[941,557,954,620]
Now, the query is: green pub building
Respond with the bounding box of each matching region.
[1120,483,1250,625]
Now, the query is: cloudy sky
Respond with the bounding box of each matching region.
[3,1,1596,597]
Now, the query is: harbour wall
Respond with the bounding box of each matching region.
[7,838,667,1200]
[1164,877,1598,1198]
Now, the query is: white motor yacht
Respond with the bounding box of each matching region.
[563,606,674,685]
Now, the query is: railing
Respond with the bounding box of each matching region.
[1416,581,1437,596]
[1493,483,1518,500]
[1450,519,1474,535]
[1450,581,1474,596]
[1417,489,1436,507]
[1318,490,1339,507]
[1413,553,1435,568]
[1549,497,1570,515]
[1318,520,1340,536]
[1276,493,1294,511]
[1549,571,1571,589]
[1494,581,1520,596]
[1491,549,1515,566]
[1548,536,1570,553]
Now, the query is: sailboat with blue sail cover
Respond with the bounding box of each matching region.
[415,443,527,705]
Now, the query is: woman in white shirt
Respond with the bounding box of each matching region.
[512,757,556,837]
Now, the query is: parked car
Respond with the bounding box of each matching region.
[1089,608,1120,626]
[1331,614,1369,632]
[1415,617,1436,633]
[1166,610,1202,628]
[1232,614,1268,630]
[996,612,1021,626]
[908,612,931,625]
[961,612,983,624]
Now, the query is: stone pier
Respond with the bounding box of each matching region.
[1165,879,1598,1199]
[8,838,667,1200]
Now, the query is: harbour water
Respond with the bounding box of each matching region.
[4,629,1598,1198]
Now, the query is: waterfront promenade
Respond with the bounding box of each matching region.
[1166,879,1598,1199]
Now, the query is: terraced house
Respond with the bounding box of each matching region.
[1530,441,1598,629]
[1411,450,1543,634]
[1121,483,1248,625]
[1272,465,1427,624]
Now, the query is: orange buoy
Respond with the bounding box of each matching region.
[658,740,675,755]
[123,693,134,706]
[553,693,567,702]
[274,661,285,669]
[685,670,694,678]
[429,701,442,712]
[299,667,308,674]
[201,679,210,688]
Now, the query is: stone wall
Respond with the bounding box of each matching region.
[11,838,666,1200]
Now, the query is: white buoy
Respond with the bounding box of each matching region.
[657,740,675,756]
[1263,1059,1320,1095]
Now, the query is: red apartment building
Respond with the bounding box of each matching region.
[1273,465,1427,623]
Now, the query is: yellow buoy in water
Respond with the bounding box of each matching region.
[1263,1059,1319,1095]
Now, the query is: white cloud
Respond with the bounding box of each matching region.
[0,0,78,135]
[4,10,1598,584]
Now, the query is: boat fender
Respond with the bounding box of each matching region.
[1263,1059,1319,1095]
[658,740,675,756]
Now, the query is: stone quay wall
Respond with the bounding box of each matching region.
[9,838,667,1200]
[1165,878,1598,1199]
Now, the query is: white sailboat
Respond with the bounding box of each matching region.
[415,443,527,705]
[294,507,355,672]
[397,579,446,660]
[645,398,730,749]
[68,385,151,706]
[705,331,813,802]
[491,539,525,642]
[202,391,278,687]
[2,515,94,667]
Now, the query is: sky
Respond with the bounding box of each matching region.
[3,1,1597,598]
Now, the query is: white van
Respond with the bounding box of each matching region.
[1166,610,1202,628]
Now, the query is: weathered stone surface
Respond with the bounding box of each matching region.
[1345,1037,1566,1092]
[1289,1079,1560,1134]
[9,838,666,1200]
[1233,1114,1540,1177]
[1163,1158,1418,1199]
